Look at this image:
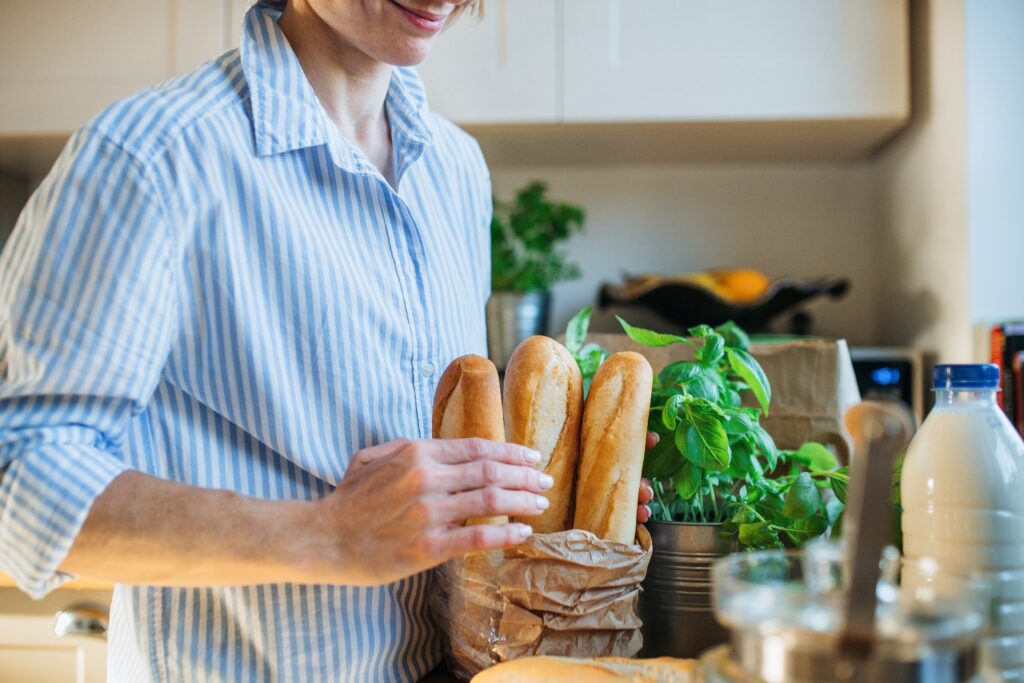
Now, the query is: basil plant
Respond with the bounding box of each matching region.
[564,307,848,550]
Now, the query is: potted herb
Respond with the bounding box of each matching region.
[488,181,585,369]
[564,307,848,657]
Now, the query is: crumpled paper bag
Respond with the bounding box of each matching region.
[431,526,653,681]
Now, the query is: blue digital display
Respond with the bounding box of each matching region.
[871,367,902,386]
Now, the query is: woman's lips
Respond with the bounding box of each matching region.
[390,1,448,33]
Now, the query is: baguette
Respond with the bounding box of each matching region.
[573,351,653,545]
[433,354,507,525]
[471,656,696,683]
[503,336,583,533]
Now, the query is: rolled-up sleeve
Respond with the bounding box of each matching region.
[0,128,176,597]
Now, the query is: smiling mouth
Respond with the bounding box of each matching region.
[390,1,450,23]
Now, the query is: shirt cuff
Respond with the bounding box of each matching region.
[0,443,129,598]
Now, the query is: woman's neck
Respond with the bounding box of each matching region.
[278,1,395,180]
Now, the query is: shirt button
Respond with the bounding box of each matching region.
[420,361,436,378]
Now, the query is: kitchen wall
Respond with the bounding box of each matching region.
[966,0,1024,326]
[491,162,880,345]
[873,0,970,362]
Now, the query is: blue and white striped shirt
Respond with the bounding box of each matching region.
[0,2,492,680]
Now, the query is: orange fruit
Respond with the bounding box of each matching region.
[712,269,771,303]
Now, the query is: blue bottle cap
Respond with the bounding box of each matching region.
[932,364,1001,390]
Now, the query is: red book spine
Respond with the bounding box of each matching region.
[1015,352,1024,438]
[993,324,1007,410]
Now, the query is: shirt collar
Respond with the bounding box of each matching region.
[241,1,434,167]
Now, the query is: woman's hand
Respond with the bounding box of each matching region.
[637,432,658,524]
[309,438,550,587]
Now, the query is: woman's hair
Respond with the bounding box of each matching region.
[454,0,483,19]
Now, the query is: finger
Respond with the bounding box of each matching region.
[638,478,654,504]
[441,460,553,494]
[645,432,660,450]
[637,504,652,524]
[354,439,408,466]
[435,487,550,524]
[427,438,542,467]
[427,523,534,560]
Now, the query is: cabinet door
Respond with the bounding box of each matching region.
[0,614,106,683]
[561,0,908,122]
[1,0,231,135]
[416,0,559,124]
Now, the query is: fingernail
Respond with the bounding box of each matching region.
[517,524,533,540]
[536,495,549,510]
[539,474,554,490]
[524,449,541,464]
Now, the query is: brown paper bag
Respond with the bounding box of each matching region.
[431,526,653,681]
[584,334,861,463]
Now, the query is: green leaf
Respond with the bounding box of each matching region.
[688,324,714,338]
[715,321,751,350]
[723,389,742,408]
[783,514,829,545]
[727,440,762,480]
[750,426,779,470]
[642,429,681,479]
[739,521,777,547]
[660,361,701,388]
[565,306,591,354]
[697,333,725,367]
[617,316,692,348]
[794,442,838,471]
[676,408,730,471]
[725,348,772,415]
[661,393,685,430]
[829,468,849,504]
[673,461,703,499]
[684,374,720,403]
[722,409,756,436]
[783,472,823,520]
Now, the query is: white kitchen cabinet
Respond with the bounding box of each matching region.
[561,0,908,123]
[0,588,110,683]
[417,0,559,123]
[418,0,907,130]
[0,0,234,135]
[0,616,107,683]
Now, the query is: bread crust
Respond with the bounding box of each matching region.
[471,655,696,683]
[573,352,654,544]
[433,354,507,525]
[503,336,583,533]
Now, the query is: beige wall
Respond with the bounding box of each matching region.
[874,0,971,362]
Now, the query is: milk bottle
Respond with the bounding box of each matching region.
[902,364,1024,680]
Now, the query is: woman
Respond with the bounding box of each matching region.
[0,1,652,680]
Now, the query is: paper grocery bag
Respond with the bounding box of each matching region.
[585,334,861,463]
[431,526,653,681]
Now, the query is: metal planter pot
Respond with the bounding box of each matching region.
[486,291,550,371]
[639,520,735,658]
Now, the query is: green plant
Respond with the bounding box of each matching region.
[491,181,585,293]
[564,307,848,550]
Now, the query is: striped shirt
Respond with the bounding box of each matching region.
[0,1,491,680]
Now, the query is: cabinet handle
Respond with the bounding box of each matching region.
[54,603,109,639]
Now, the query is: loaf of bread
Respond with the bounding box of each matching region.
[470,656,696,683]
[433,354,507,525]
[573,352,653,545]
[503,336,583,533]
